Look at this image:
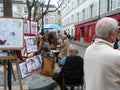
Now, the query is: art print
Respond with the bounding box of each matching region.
[23,19,30,34]
[34,55,42,69]
[26,57,36,73]
[24,36,38,53]
[30,21,38,35]
[0,18,24,50]
[19,62,31,78]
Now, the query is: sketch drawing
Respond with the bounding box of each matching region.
[26,57,36,73]
[34,55,42,69]
[24,19,30,34]
[0,18,24,49]
[24,36,38,53]
[30,21,38,35]
[19,62,30,78]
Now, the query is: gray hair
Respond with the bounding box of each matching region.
[95,17,118,39]
[68,46,79,57]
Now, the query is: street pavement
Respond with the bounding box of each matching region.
[0,40,88,90]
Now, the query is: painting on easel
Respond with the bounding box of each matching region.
[0,18,24,50]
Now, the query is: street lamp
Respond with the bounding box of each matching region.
[38,0,44,35]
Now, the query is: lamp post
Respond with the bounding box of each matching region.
[39,0,44,35]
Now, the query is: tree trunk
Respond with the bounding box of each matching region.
[3,0,12,17]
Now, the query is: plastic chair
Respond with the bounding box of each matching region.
[63,71,84,90]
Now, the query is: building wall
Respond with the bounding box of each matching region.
[60,0,120,38]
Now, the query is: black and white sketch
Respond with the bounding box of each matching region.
[30,21,37,35]
[24,19,30,34]
[26,57,36,73]
[19,62,30,78]
[24,36,38,53]
[34,55,42,69]
[0,18,24,49]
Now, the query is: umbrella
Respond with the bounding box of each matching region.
[44,24,61,29]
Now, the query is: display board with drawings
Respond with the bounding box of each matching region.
[0,18,24,50]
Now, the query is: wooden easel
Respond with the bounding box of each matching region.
[0,51,23,90]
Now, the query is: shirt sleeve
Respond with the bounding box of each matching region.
[60,57,66,65]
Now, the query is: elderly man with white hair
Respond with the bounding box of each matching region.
[84,17,120,90]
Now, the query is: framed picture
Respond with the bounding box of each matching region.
[19,62,31,78]
[34,55,42,69]
[26,57,36,73]
[24,36,38,53]
[30,20,38,35]
[0,18,24,50]
[23,19,30,34]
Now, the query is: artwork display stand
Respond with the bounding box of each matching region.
[0,51,23,90]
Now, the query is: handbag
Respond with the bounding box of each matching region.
[40,55,55,77]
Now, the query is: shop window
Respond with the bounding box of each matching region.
[88,26,92,37]
[81,28,84,37]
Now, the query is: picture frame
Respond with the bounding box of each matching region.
[23,19,30,35]
[30,20,38,35]
[24,36,38,53]
[19,62,31,78]
[26,57,36,73]
[0,18,24,50]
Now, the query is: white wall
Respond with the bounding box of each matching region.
[61,0,120,38]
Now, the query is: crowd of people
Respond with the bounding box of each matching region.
[38,30,70,58]
[36,17,120,90]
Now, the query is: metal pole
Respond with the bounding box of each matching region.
[41,3,44,35]
[98,0,100,19]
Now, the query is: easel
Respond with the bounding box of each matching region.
[0,50,23,90]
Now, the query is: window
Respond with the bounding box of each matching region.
[107,0,110,11]
[90,4,93,17]
[0,7,3,13]
[24,7,28,13]
[58,10,60,14]
[82,9,85,20]
[81,27,84,37]
[77,13,79,23]
[88,26,92,37]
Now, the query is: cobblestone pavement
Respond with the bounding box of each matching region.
[0,63,59,90]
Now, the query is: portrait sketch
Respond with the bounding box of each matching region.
[19,62,30,78]
[34,55,42,69]
[0,18,24,49]
[30,21,38,35]
[24,36,38,53]
[23,19,30,34]
[26,57,36,73]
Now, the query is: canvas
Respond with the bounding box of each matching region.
[0,18,24,50]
